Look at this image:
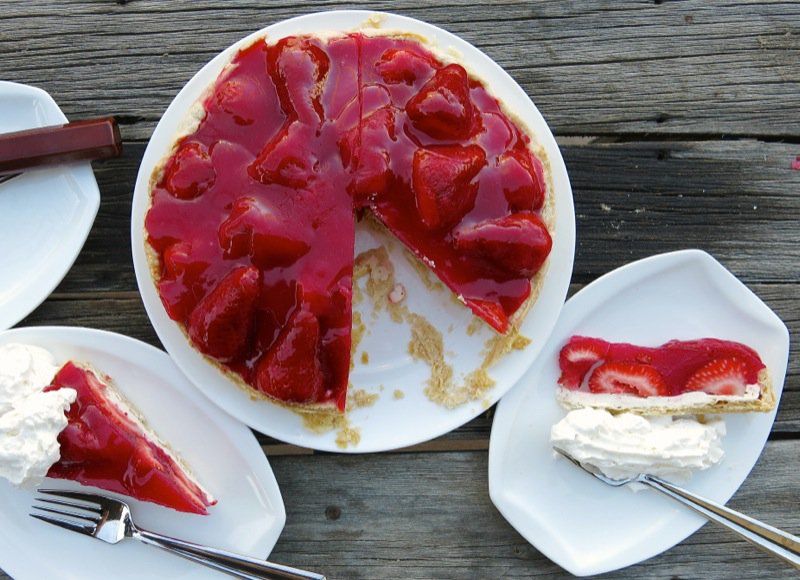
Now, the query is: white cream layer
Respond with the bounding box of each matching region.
[556,384,760,411]
[551,408,725,483]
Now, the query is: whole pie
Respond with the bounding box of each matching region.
[145,31,555,412]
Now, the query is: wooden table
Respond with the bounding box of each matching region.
[2,1,798,578]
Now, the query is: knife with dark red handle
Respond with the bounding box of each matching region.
[0,116,122,176]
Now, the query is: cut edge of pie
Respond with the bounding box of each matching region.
[555,336,776,416]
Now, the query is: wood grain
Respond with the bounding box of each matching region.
[264,440,800,579]
[1,1,798,578]
[0,1,797,140]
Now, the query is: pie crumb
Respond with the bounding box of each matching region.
[512,335,532,350]
[351,388,379,408]
[466,318,484,336]
[336,426,361,449]
[393,389,405,400]
[361,351,369,364]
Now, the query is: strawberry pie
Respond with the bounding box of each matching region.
[45,362,215,515]
[144,32,554,411]
[556,336,775,415]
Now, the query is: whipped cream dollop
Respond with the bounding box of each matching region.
[0,343,74,487]
[551,408,725,484]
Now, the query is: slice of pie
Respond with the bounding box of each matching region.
[145,31,555,412]
[44,361,215,515]
[556,335,775,415]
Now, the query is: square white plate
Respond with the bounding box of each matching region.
[0,327,285,580]
[0,82,100,330]
[488,249,789,576]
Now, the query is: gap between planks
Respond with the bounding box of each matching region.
[263,437,490,456]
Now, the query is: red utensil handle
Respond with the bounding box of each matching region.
[0,116,122,175]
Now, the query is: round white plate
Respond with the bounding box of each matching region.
[488,249,789,576]
[0,327,285,580]
[131,10,575,452]
[0,82,100,331]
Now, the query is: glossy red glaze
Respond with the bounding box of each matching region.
[145,33,552,409]
[45,362,214,515]
[558,336,766,397]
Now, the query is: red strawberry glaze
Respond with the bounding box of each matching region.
[558,336,766,397]
[45,362,214,515]
[145,33,552,410]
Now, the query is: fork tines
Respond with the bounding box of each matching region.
[30,489,103,535]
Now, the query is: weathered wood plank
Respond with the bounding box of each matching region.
[0,1,797,139]
[18,290,800,435]
[46,139,800,295]
[1,3,798,578]
[6,441,794,579]
[20,138,798,433]
[261,440,800,579]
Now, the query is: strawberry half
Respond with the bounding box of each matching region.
[267,36,330,124]
[684,357,749,396]
[163,141,216,200]
[453,212,552,277]
[376,47,437,85]
[255,306,325,404]
[339,106,397,204]
[412,144,486,231]
[557,336,610,390]
[218,197,310,268]
[249,122,316,188]
[497,148,546,211]
[406,63,475,140]
[188,265,260,362]
[158,241,209,321]
[588,361,669,397]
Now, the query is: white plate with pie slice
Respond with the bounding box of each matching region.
[131,10,575,453]
[0,326,285,580]
[488,249,789,576]
[0,82,100,331]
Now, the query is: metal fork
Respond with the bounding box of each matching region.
[554,447,800,569]
[31,489,326,580]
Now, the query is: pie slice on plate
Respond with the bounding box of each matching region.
[45,361,215,515]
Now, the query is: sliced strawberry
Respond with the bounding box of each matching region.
[557,336,610,390]
[406,63,475,140]
[188,265,260,361]
[376,47,436,85]
[466,299,509,334]
[218,197,310,268]
[453,212,552,277]
[267,36,329,123]
[497,148,546,211]
[255,306,325,404]
[249,122,316,188]
[684,357,749,396]
[588,361,669,397]
[412,144,486,231]
[163,141,215,200]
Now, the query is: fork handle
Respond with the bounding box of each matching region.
[642,474,800,569]
[133,528,326,580]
